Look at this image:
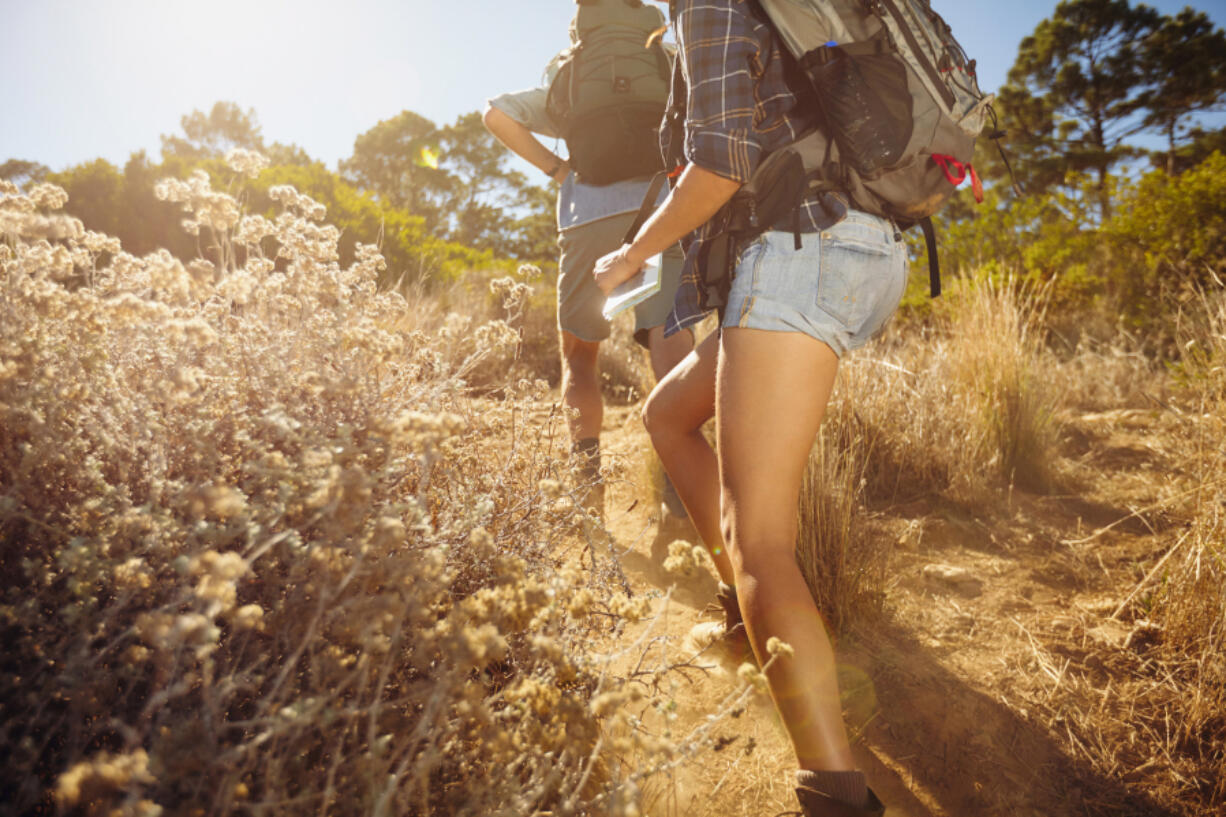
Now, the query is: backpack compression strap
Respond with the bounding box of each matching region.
[920,216,941,298]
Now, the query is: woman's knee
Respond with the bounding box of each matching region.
[732,541,801,583]
[722,507,800,577]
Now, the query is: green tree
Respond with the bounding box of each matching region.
[340,111,446,230]
[1137,8,1226,175]
[435,111,534,254]
[48,159,125,238]
[1107,150,1226,302]
[0,159,49,187]
[342,110,553,259]
[161,101,265,159]
[508,183,560,266]
[997,0,1161,215]
[1154,125,1226,174]
[249,162,503,286]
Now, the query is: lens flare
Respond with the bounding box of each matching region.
[416,146,440,170]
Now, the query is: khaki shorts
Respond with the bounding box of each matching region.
[557,211,684,349]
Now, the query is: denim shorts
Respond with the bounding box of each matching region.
[722,210,909,357]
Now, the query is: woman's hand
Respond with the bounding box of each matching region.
[592,244,643,295]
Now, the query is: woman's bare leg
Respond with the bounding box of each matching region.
[717,326,853,771]
[641,331,734,585]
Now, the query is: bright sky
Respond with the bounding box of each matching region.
[2,0,1224,174]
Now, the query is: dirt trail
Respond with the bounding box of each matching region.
[589,403,1185,817]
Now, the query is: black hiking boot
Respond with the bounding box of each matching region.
[784,771,885,817]
[714,581,753,660]
[688,581,753,659]
[715,581,745,636]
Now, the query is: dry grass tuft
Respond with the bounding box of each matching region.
[795,411,889,635]
[1146,286,1226,808]
[816,278,1061,508]
[938,278,1060,494]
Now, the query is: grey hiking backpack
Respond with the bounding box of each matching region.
[747,0,1001,296]
[757,0,993,218]
[546,0,672,186]
[630,0,1007,305]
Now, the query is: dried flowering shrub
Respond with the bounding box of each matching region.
[0,159,677,816]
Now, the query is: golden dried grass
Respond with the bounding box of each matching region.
[0,163,685,816]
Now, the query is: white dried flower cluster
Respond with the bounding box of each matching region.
[473,319,520,356]
[155,170,240,233]
[234,214,276,245]
[55,749,158,812]
[225,148,269,179]
[350,242,388,280]
[387,410,466,452]
[28,182,70,210]
[609,593,653,623]
[268,185,327,222]
[662,539,708,576]
[1,182,84,241]
[489,276,532,311]
[766,636,795,658]
[190,549,248,616]
[274,212,340,267]
[80,230,121,255]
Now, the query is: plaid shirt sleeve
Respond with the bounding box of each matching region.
[677,1,764,183]
[662,0,847,337]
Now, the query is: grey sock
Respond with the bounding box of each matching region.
[796,769,869,810]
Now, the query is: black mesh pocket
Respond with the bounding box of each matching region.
[802,42,913,178]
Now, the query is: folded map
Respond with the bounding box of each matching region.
[602,253,663,320]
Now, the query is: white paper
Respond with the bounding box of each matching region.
[601,253,663,320]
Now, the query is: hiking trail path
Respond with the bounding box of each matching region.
[576,400,1183,817]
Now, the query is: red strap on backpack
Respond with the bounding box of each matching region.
[969,163,983,202]
[932,154,985,203]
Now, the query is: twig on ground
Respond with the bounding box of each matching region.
[1110,529,1193,620]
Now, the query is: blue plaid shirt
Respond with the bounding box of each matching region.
[663,0,846,335]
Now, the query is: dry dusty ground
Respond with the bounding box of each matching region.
[573,399,1197,817]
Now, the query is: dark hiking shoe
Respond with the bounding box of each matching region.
[689,582,753,661]
[785,779,885,817]
[715,581,743,634]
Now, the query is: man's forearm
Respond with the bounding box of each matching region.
[482,105,568,184]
